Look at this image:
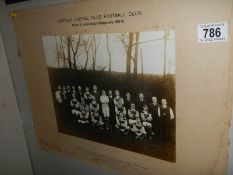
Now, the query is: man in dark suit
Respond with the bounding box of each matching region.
[135,93,147,113]
[76,85,83,101]
[149,97,161,139]
[158,98,175,142]
[124,92,132,110]
[92,84,100,103]
[108,90,115,130]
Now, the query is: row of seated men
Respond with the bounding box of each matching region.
[55,84,175,141]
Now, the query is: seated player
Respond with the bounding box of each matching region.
[115,100,126,117]
[115,112,130,135]
[90,105,104,128]
[84,87,94,105]
[141,105,153,140]
[77,108,90,125]
[77,97,89,124]
[131,117,146,139]
[80,97,88,110]
[70,93,80,116]
[127,103,140,127]
[89,99,100,113]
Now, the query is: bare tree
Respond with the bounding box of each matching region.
[70,35,82,69]
[82,35,93,70]
[127,32,134,76]
[91,35,100,71]
[66,35,72,69]
[55,36,61,68]
[55,35,83,69]
[163,31,169,80]
[140,48,144,76]
[56,36,68,68]
[118,32,134,76]
[119,32,165,77]
[133,32,140,77]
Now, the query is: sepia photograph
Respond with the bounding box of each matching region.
[42,30,176,162]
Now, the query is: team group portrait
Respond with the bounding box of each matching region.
[43,30,176,162]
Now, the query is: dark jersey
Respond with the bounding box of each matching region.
[160,106,171,121]
[136,98,147,112]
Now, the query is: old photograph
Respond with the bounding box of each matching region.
[42,30,176,162]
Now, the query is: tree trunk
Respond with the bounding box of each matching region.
[73,55,77,69]
[133,32,140,77]
[84,48,89,70]
[126,32,134,76]
[71,35,81,70]
[55,36,60,68]
[67,35,72,69]
[163,31,168,80]
[60,36,66,67]
[140,48,143,77]
[92,35,97,71]
[106,34,112,72]
[84,37,90,70]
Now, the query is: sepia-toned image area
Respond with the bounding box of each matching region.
[42,30,176,162]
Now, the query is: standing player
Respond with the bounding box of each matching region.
[124,92,132,111]
[71,85,78,97]
[66,85,72,101]
[70,93,80,123]
[114,90,124,107]
[77,86,83,101]
[55,85,62,103]
[61,85,67,101]
[92,85,100,103]
[100,90,110,130]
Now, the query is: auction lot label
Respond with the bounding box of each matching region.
[198,22,228,43]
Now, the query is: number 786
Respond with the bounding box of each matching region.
[203,27,221,38]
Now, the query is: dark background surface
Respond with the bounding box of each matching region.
[48,67,176,162]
